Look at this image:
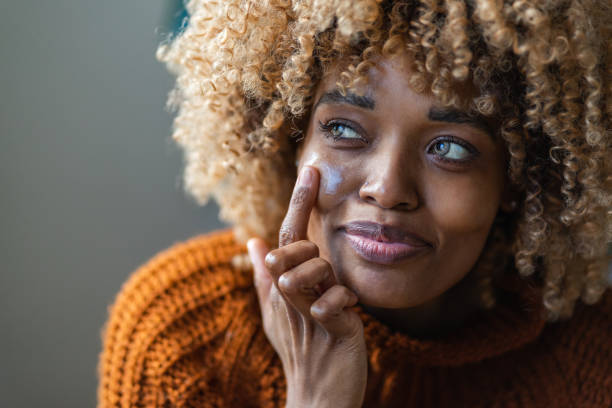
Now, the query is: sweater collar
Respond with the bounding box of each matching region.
[357,273,547,368]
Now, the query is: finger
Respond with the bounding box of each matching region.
[278,257,332,314]
[310,285,361,339]
[279,166,320,247]
[247,237,273,307]
[265,240,319,279]
[248,237,303,331]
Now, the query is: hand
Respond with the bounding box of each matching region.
[247,166,367,408]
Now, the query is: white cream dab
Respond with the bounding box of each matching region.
[302,152,343,195]
[320,162,343,194]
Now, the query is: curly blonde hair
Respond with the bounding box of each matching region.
[157,0,611,321]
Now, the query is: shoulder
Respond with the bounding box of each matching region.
[97,229,276,407]
[537,288,612,405]
[470,288,611,406]
[544,288,611,355]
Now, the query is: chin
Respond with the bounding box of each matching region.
[355,292,423,309]
[333,261,438,309]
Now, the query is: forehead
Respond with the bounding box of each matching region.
[314,53,480,109]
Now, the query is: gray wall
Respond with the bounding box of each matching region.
[0,1,225,407]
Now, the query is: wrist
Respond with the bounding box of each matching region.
[285,390,362,408]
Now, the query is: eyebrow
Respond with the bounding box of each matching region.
[313,89,495,138]
[428,107,494,137]
[313,89,375,111]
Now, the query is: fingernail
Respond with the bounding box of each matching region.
[298,166,314,186]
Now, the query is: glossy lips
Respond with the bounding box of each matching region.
[341,221,432,265]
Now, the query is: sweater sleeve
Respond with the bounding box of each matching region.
[96,229,253,408]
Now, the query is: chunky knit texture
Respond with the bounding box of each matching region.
[97,229,612,407]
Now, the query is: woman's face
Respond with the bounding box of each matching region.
[297,54,508,309]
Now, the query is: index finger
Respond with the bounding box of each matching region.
[278,165,320,247]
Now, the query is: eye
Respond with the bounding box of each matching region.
[428,137,478,162]
[318,120,367,143]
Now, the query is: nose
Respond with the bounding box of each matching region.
[358,148,420,211]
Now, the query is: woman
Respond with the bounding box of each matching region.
[97,0,611,407]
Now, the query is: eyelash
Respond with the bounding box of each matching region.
[318,119,479,164]
[318,120,368,144]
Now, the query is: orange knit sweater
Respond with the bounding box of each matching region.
[97,229,612,407]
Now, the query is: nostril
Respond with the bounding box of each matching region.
[359,176,419,209]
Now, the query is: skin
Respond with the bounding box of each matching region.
[249,168,367,408]
[247,52,513,407]
[301,53,511,331]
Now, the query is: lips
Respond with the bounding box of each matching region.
[341,221,432,265]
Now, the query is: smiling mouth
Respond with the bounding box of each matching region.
[341,221,432,265]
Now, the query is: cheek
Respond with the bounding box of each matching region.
[425,172,503,238]
[301,150,362,261]
[301,151,358,210]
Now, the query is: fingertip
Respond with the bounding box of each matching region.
[301,164,320,178]
[246,238,259,265]
[246,238,255,249]
[247,238,268,272]
[248,238,273,304]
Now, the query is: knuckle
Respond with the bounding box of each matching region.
[310,300,339,323]
[264,250,284,274]
[278,273,299,295]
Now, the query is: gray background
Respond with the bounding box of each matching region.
[0,1,225,407]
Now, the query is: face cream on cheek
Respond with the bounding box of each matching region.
[302,152,344,196]
[320,162,343,194]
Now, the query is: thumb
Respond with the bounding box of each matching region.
[247,237,272,307]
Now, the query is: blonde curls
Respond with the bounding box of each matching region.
[159,0,611,321]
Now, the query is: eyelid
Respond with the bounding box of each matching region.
[318,119,369,143]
